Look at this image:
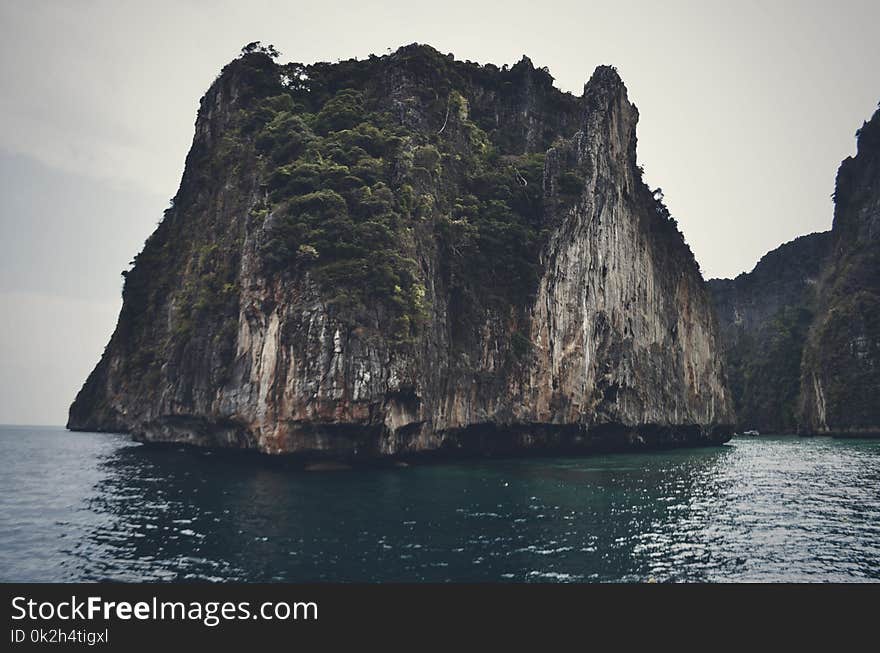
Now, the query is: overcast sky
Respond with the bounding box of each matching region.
[1,0,878,425]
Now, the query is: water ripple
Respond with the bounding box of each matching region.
[1,427,879,581]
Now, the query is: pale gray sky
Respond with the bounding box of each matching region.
[1,0,878,425]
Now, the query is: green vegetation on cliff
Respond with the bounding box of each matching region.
[723,304,815,431]
[204,44,581,343]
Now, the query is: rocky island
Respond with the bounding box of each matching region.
[69,43,734,460]
[709,106,880,437]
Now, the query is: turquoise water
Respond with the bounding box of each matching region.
[0,425,878,582]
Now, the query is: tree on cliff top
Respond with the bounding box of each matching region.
[241,41,280,59]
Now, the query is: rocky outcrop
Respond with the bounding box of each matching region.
[799,107,880,437]
[69,44,734,460]
[708,232,831,433]
[709,105,880,437]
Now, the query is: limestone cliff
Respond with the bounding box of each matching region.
[799,107,880,437]
[68,44,734,459]
[709,105,880,437]
[708,232,831,432]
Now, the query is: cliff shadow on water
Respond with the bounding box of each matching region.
[68,42,734,460]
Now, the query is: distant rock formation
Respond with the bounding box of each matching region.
[708,232,831,433]
[799,107,880,437]
[68,44,733,459]
[710,105,880,437]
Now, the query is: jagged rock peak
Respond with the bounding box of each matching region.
[586,64,624,89]
[832,105,880,244]
[512,54,535,70]
[575,65,639,168]
[582,65,632,111]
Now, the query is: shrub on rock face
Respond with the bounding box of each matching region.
[296,244,320,262]
[314,90,366,135]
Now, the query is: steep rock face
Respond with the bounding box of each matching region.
[708,232,831,432]
[69,44,733,459]
[709,105,880,437]
[799,107,880,436]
